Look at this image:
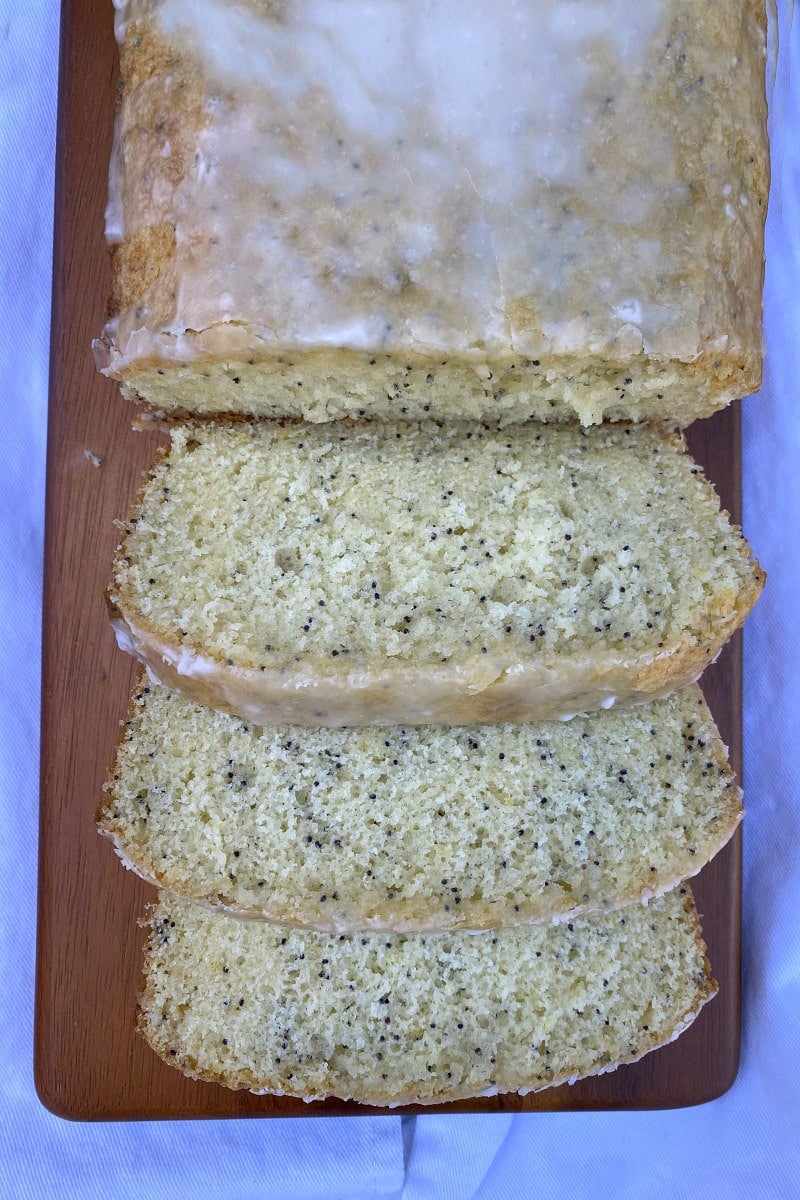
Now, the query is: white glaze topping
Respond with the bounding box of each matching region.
[106,0,765,374]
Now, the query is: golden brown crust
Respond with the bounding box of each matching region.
[111,223,177,326]
[108,572,763,727]
[119,20,180,97]
[109,19,202,326]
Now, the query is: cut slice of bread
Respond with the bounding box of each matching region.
[101,679,741,932]
[109,420,763,726]
[138,887,716,1107]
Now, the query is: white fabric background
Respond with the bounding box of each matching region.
[1,3,797,1197]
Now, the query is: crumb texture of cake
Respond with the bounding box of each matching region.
[101,680,741,931]
[109,420,763,726]
[138,888,717,1106]
[96,0,768,425]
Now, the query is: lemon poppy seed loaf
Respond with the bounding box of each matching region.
[109,420,763,727]
[138,888,716,1106]
[100,680,740,932]
[96,0,768,426]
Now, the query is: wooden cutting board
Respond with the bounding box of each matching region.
[35,0,743,1119]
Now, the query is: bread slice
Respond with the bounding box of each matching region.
[93,1,767,426]
[100,679,741,932]
[109,420,763,727]
[138,887,716,1106]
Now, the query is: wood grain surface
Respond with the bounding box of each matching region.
[35,0,743,1119]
